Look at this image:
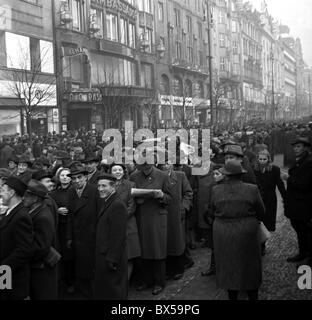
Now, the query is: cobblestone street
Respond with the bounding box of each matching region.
[129,156,312,300]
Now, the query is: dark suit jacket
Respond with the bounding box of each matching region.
[67,184,99,279]
[0,203,33,300]
[94,193,128,300]
[87,170,101,186]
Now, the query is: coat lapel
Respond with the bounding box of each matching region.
[0,203,23,229]
[97,193,117,220]
[73,185,90,214]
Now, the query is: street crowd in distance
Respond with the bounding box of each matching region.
[0,120,312,300]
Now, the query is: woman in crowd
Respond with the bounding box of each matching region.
[253,149,286,254]
[50,167,75,295]
[109,163,141,280]
[210,160,265,300]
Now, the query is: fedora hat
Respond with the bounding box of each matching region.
[68,162,88,177]
[32,170,53,181]
[83,155,100,163]
[26,179,48,198]
[291,137,311,147]
[223,144,244,157]
[5,176,27,197]
[220,160,247,176]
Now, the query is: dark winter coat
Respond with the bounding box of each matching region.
[94,193,128,300]
[115,179,141,260]
[254,165,286,231]
[29,204,57,300]
[0,203,33,300]
[130,167,172,260]
[285,152,312,222]
[67,184,99,279]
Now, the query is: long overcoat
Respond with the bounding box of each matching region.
[29,204,57,300]
[210,180,265,291]
[285,152,312,222]
[94,193,128,300]
[166,171,193,256]
[254,165,286,231]
[67,184,99,280]
[130,167,172,260]
[0,203,33,300]
[115,179,141,260]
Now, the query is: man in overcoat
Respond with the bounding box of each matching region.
[23,180,58,300]
[83,156,101,185]
[130,160,172,295]
[67,162,99,299]
[285,137,312,264]
[94,174,128,300]
[0,177,33,300]
[159,162,193,280]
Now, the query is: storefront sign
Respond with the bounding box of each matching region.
[65,91,103,103]
[160,95,208,108]
[91,0,137,20]
[62,47,88,57]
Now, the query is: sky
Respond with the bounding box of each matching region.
[249,0,312,66]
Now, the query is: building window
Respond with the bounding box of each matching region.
[120,18,128,45]
[175,41,182,60]
[39,40,54,74]
[106,13,118,42]
[141,64,153,88]
[233,41,238,55]
[129,23,136,48]
[198,50,203,66]
[5,32,30,70]
[219,33,225,47]
[197,22,202,39]
[138,0,152,14]
[174,8,181,28]
[90,8,104,38]
[186,16,192,33]
[220,57,226,71]
[72,0,83,31]
[158,2,164,21]
[187,46,193,63]
[63,54,84,83]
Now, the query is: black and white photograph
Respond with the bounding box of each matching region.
[0,0,312,305]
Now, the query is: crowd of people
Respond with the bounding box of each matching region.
[0,120,312,300]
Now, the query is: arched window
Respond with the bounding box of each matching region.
[159,74,170,95]
[193,81,204,98]
[173,76,183,96]
[185,79,193,97]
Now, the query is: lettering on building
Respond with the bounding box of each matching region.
[91,0,137,20]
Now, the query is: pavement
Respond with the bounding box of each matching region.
[128,155,312,300]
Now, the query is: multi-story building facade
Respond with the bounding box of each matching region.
[155,0,211,128]
[303,66,312,117]
[0,0,57,135]
[54,0,155,131]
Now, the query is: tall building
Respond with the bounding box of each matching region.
[0,0,57,135]
[155,0,211,128]
[54,0,155,131]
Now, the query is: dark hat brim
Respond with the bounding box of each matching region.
[219,167,247,176]
[291,140,311,147]
[68,169,89,177]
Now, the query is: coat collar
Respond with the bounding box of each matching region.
[0,202,24,229]
[97,192,118,220]
[72,184,94,213]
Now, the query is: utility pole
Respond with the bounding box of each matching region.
[206,0,214,129]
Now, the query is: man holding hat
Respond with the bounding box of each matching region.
[94,174,128,300]
[0,177,34,300]
[66,162,99,299]
[23,179,58,300]
[285,137,312,265]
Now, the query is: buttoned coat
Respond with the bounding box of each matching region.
[67,184,99,279]
[130,167,172,260]
[166,171,193,256]
[0,203,33,300]
[285,152,312,222]
[94,193,128,300]
[115,179,141,260]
